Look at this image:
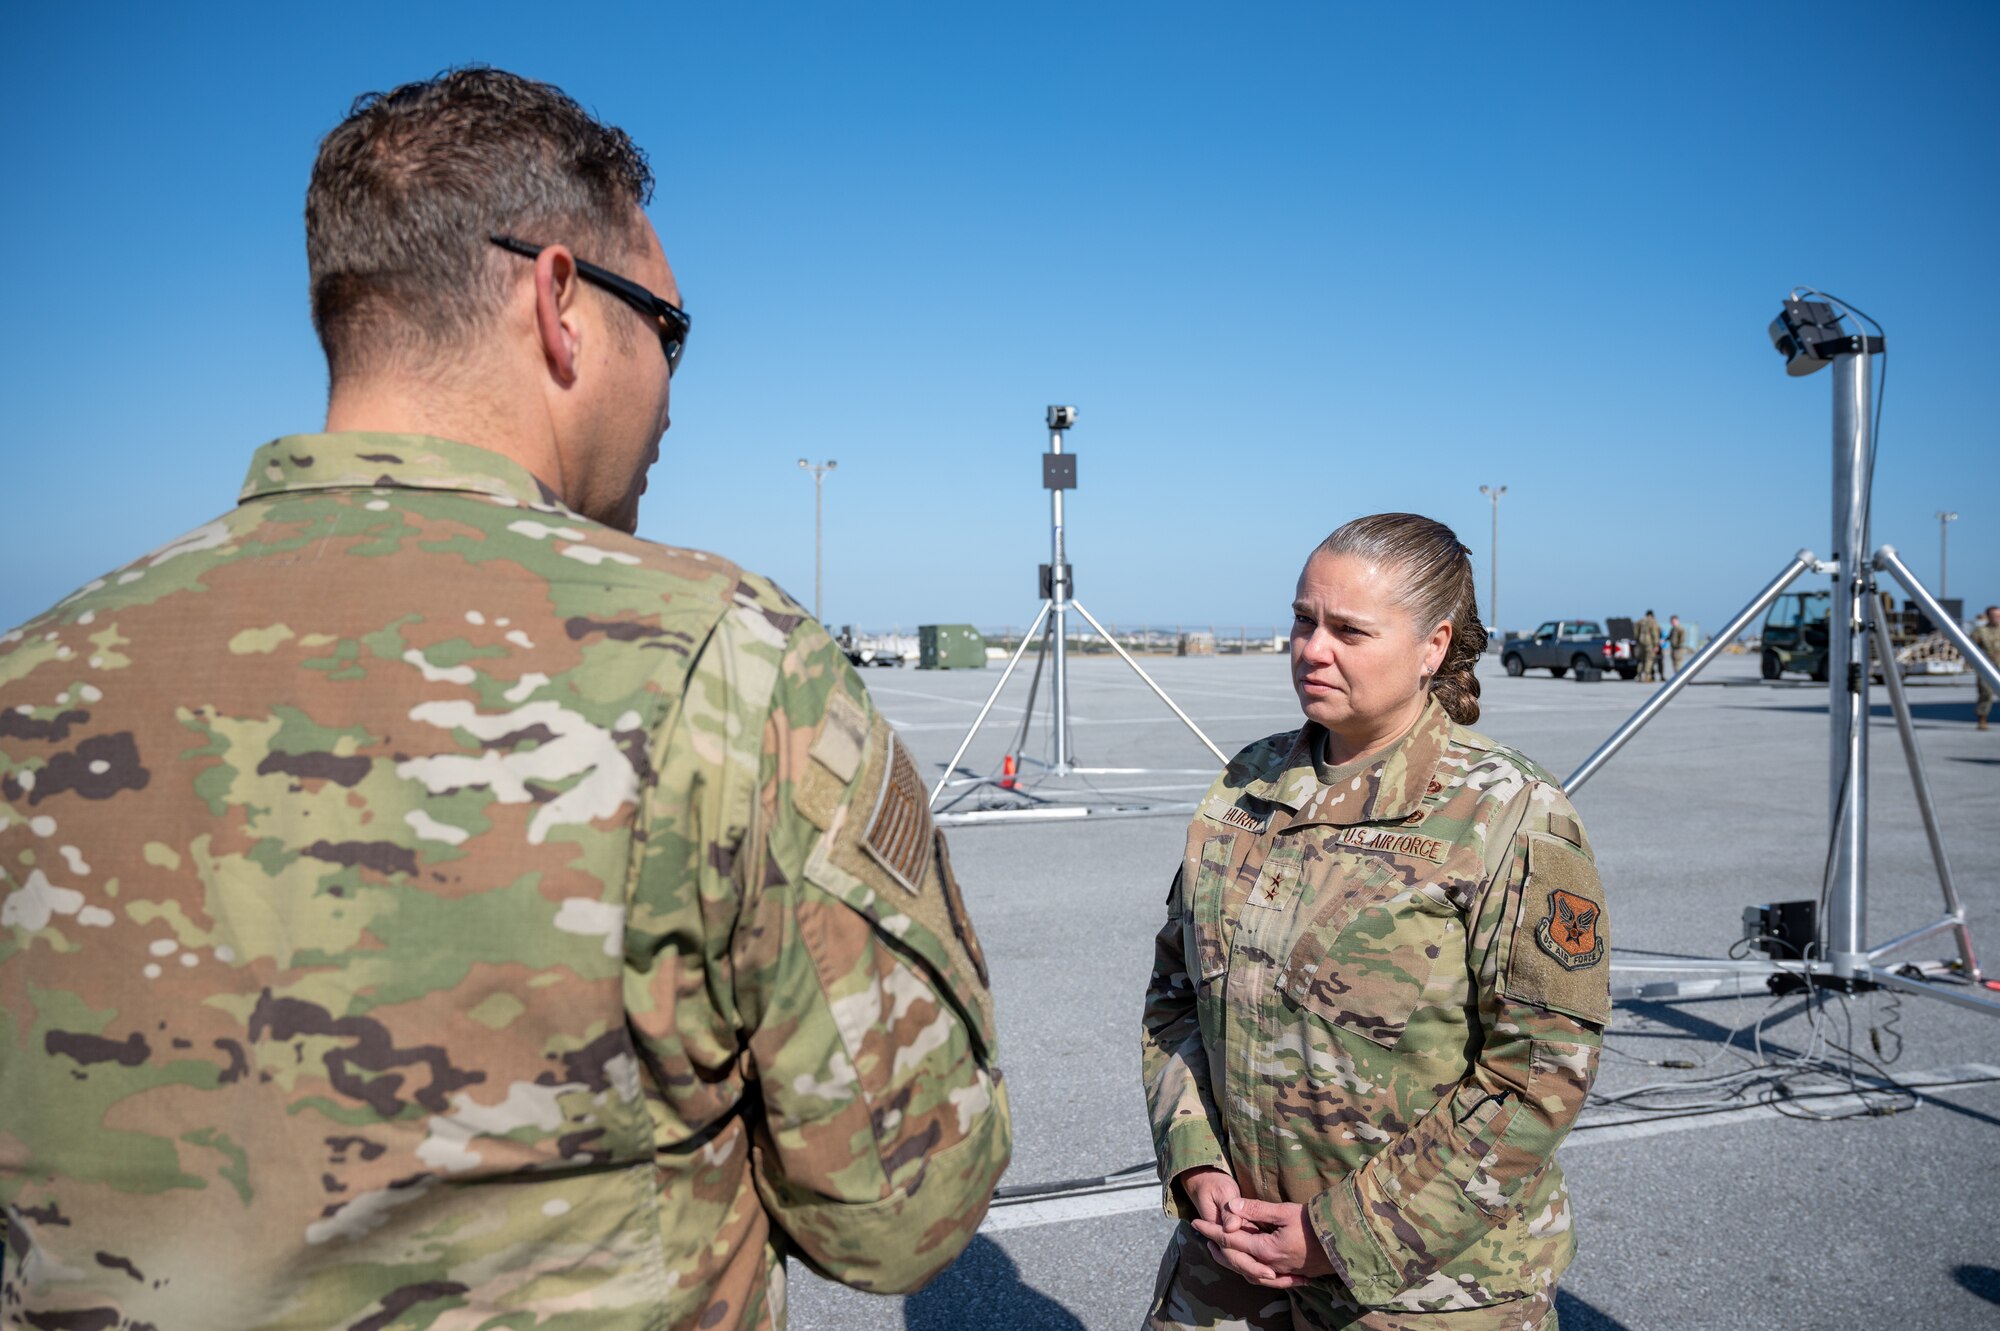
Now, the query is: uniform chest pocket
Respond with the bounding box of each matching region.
[1277,857,1462,1050]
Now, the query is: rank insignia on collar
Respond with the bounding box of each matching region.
[1219,805,1267,834]
[1535,889,1604,970]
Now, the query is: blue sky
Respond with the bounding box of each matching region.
[5,3,1996,638]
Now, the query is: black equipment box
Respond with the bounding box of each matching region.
[1743,899,1818,961]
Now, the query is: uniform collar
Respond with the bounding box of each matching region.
[239,432,563,508]
[1244,696,1453,828]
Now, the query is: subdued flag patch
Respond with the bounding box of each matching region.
[864,735,933,895]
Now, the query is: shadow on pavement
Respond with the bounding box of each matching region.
[1954,1264,2000,1306]
[905,1235,1086,1331]
[1556,1288,1637,1330]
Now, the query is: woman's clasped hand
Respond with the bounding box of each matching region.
[1182,1166,1334,1290]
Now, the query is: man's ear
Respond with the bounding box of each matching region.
[533,245,583,384]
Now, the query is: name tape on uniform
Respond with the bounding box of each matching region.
[1218,806,1267,834]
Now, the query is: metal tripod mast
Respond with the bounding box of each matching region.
[1047,417,1073,772]
[926,406,1227,814]
[1825,348,1872,976]
[1561,292,2000,1018]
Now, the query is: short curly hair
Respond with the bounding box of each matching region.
[306,66,655,382]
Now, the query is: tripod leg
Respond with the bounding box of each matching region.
[1564,551,1816,793]
[1010,618,1052,761]
[1068,600,1227,764]
[928,600,1053,807]
[1876,546,2000,696]
[1869,592,1982,982]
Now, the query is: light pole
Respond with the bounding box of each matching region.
[1479,485,1507,640]
[798,459,837,622]
[1936,510,1957,599]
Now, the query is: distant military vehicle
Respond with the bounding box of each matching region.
[1501,620,1639,679]
[1760,590,1964,681]
[1759,591,1832,680]
[835,625,913,668]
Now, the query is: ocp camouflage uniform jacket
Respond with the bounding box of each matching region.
[1142,698,1608,1328]
[0,433,1009,1331]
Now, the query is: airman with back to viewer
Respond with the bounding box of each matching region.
[0,67,1009,1330]
[1636,609,1663,682]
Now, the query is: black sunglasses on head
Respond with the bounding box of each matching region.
[489,233,689,375]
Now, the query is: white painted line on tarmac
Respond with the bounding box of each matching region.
[977,1064,2000,1234]
[867,684,1030,712]
[983,1181,1160,1233]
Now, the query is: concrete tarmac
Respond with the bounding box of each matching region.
[791,651,2000,1331]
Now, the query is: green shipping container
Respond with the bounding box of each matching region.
[918,624,987,669]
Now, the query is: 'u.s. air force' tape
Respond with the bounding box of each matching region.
[1326,824,1451,864]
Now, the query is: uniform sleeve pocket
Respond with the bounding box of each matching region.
[1501,833,1611,1028]
[1187,832,1237,986]
[802,718,996,1057]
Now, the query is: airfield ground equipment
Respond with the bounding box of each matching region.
[918,624,987,670]
[1565,291,2000,1019]
[925,407,1227,824]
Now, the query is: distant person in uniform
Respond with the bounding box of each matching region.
[0,68,1009,1330]
[1142,514,1609,1331]
[1668,614,1691,677]
[1636,609,1663,682]
[1975,605,2000,731]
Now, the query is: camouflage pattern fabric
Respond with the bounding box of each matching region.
[1141,698,1606,1330]
[1634,615,1661,683]
[1973,623,2000,721]
[1143,1226,1556,1331]
[0,432,1009,1330]
[1666,624,1689,677]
